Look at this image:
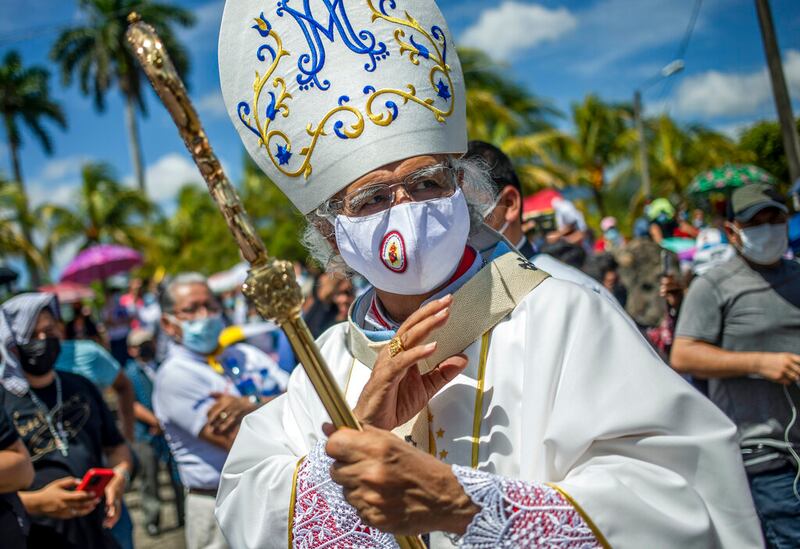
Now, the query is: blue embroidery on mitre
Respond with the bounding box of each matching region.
[436,79,450,101]
[276,144,292,165]
[235,1,457,180]
[276,0,388,91]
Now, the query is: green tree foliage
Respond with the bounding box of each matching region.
[142,184,239,275]
[37,162,152,259]
[137,154,309,277]
[0,180,48,278]
[51,0,194,194]
[460,48,556,140]
[556,94,634,215]
[646,117,752,199]
[738,118,800,185]
[0,51,66,284]
[240,156,310,263]
[0,51,68,188]
[459,48,563,190]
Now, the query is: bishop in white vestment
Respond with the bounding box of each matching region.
[214,0,763,547]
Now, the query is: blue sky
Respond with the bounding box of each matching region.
[1,0,799,277]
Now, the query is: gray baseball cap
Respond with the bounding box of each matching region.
[731,183,787,222]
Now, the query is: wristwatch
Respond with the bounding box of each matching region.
[117,467,132,487]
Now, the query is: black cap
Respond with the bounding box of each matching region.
[731,183,787,222]
[464,141,522,195]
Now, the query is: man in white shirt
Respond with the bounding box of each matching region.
[153,273,277,549]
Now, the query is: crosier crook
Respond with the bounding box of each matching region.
[125,12,424,549]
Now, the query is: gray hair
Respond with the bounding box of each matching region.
[301,155,497,273]
[160,272,210,314]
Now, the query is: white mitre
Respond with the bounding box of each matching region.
[219,0,467,214]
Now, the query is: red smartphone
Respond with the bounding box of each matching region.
[75,468,115,498]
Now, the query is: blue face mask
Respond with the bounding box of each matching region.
[180,315,225,355]
[604,228,622,244]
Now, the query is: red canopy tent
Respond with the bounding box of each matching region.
[522,188,562,220]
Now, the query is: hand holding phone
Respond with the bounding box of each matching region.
[75,468,115,499]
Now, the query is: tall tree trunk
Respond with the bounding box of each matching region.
[7,138,43,287]
[589,166,606,217]
[591,186,606,218]
[124,92,146,194]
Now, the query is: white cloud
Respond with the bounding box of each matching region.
[138,153,206,204]
[26,155,91,208]
[460,2,577,60]
[569,0,705,75]
[39,155,90,181]
[673,49,800,117]
[714,120,754,140]
[196,91,227,118]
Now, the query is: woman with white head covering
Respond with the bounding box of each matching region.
[0,293,133,549]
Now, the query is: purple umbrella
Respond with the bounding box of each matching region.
[60,244,143,284]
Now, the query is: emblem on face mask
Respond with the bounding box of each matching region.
[380,231,407,273]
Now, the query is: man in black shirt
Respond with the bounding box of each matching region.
[0,293,133,549]
[0,406,34,549]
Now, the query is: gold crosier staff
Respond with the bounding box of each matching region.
[125,13,425,549]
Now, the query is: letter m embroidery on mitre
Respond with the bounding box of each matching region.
[276,0,389,91]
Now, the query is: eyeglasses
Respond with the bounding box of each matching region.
[174,302,221,318]
[321,163,457,218]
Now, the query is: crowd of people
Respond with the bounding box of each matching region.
[0,138,798,548]
[0,0,798,545]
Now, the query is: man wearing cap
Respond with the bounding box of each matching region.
[673,183,800,547]
[789,178,800,256]
[214,1,761,547]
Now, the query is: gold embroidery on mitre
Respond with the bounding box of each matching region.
[236,1,456,180]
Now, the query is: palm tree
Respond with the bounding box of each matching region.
[0,180,49,282]
[37,162,152,257]
[557,94,634,215]
[458,48,564,191]
[51,0,194,195]
[0,51,67,191]
[0,51,67,285]
[645,116,753,198]
[459,48,557,140]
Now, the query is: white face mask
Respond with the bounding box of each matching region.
[732,223,788,265]
[335,189,470,295]
[482,194,510,237]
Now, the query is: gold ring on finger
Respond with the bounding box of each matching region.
[388,336,405,358]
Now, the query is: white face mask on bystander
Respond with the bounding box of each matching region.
[334,189,470,295]
[731,223,788,265]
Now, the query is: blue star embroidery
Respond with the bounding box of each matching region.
[436,79,451,101]
[276,144,292,165]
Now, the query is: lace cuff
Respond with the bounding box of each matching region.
[291,440,398,548]
[451,466,601,548]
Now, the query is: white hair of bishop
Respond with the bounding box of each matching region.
[218,0,467,214]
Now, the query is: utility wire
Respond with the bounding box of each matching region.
[676,0,704,63]
[658,0,704,113]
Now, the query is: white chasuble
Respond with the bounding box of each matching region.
[215,277,763,548]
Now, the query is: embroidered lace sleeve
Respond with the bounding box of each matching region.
[451,465,602,548]
[291,440,399,548]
